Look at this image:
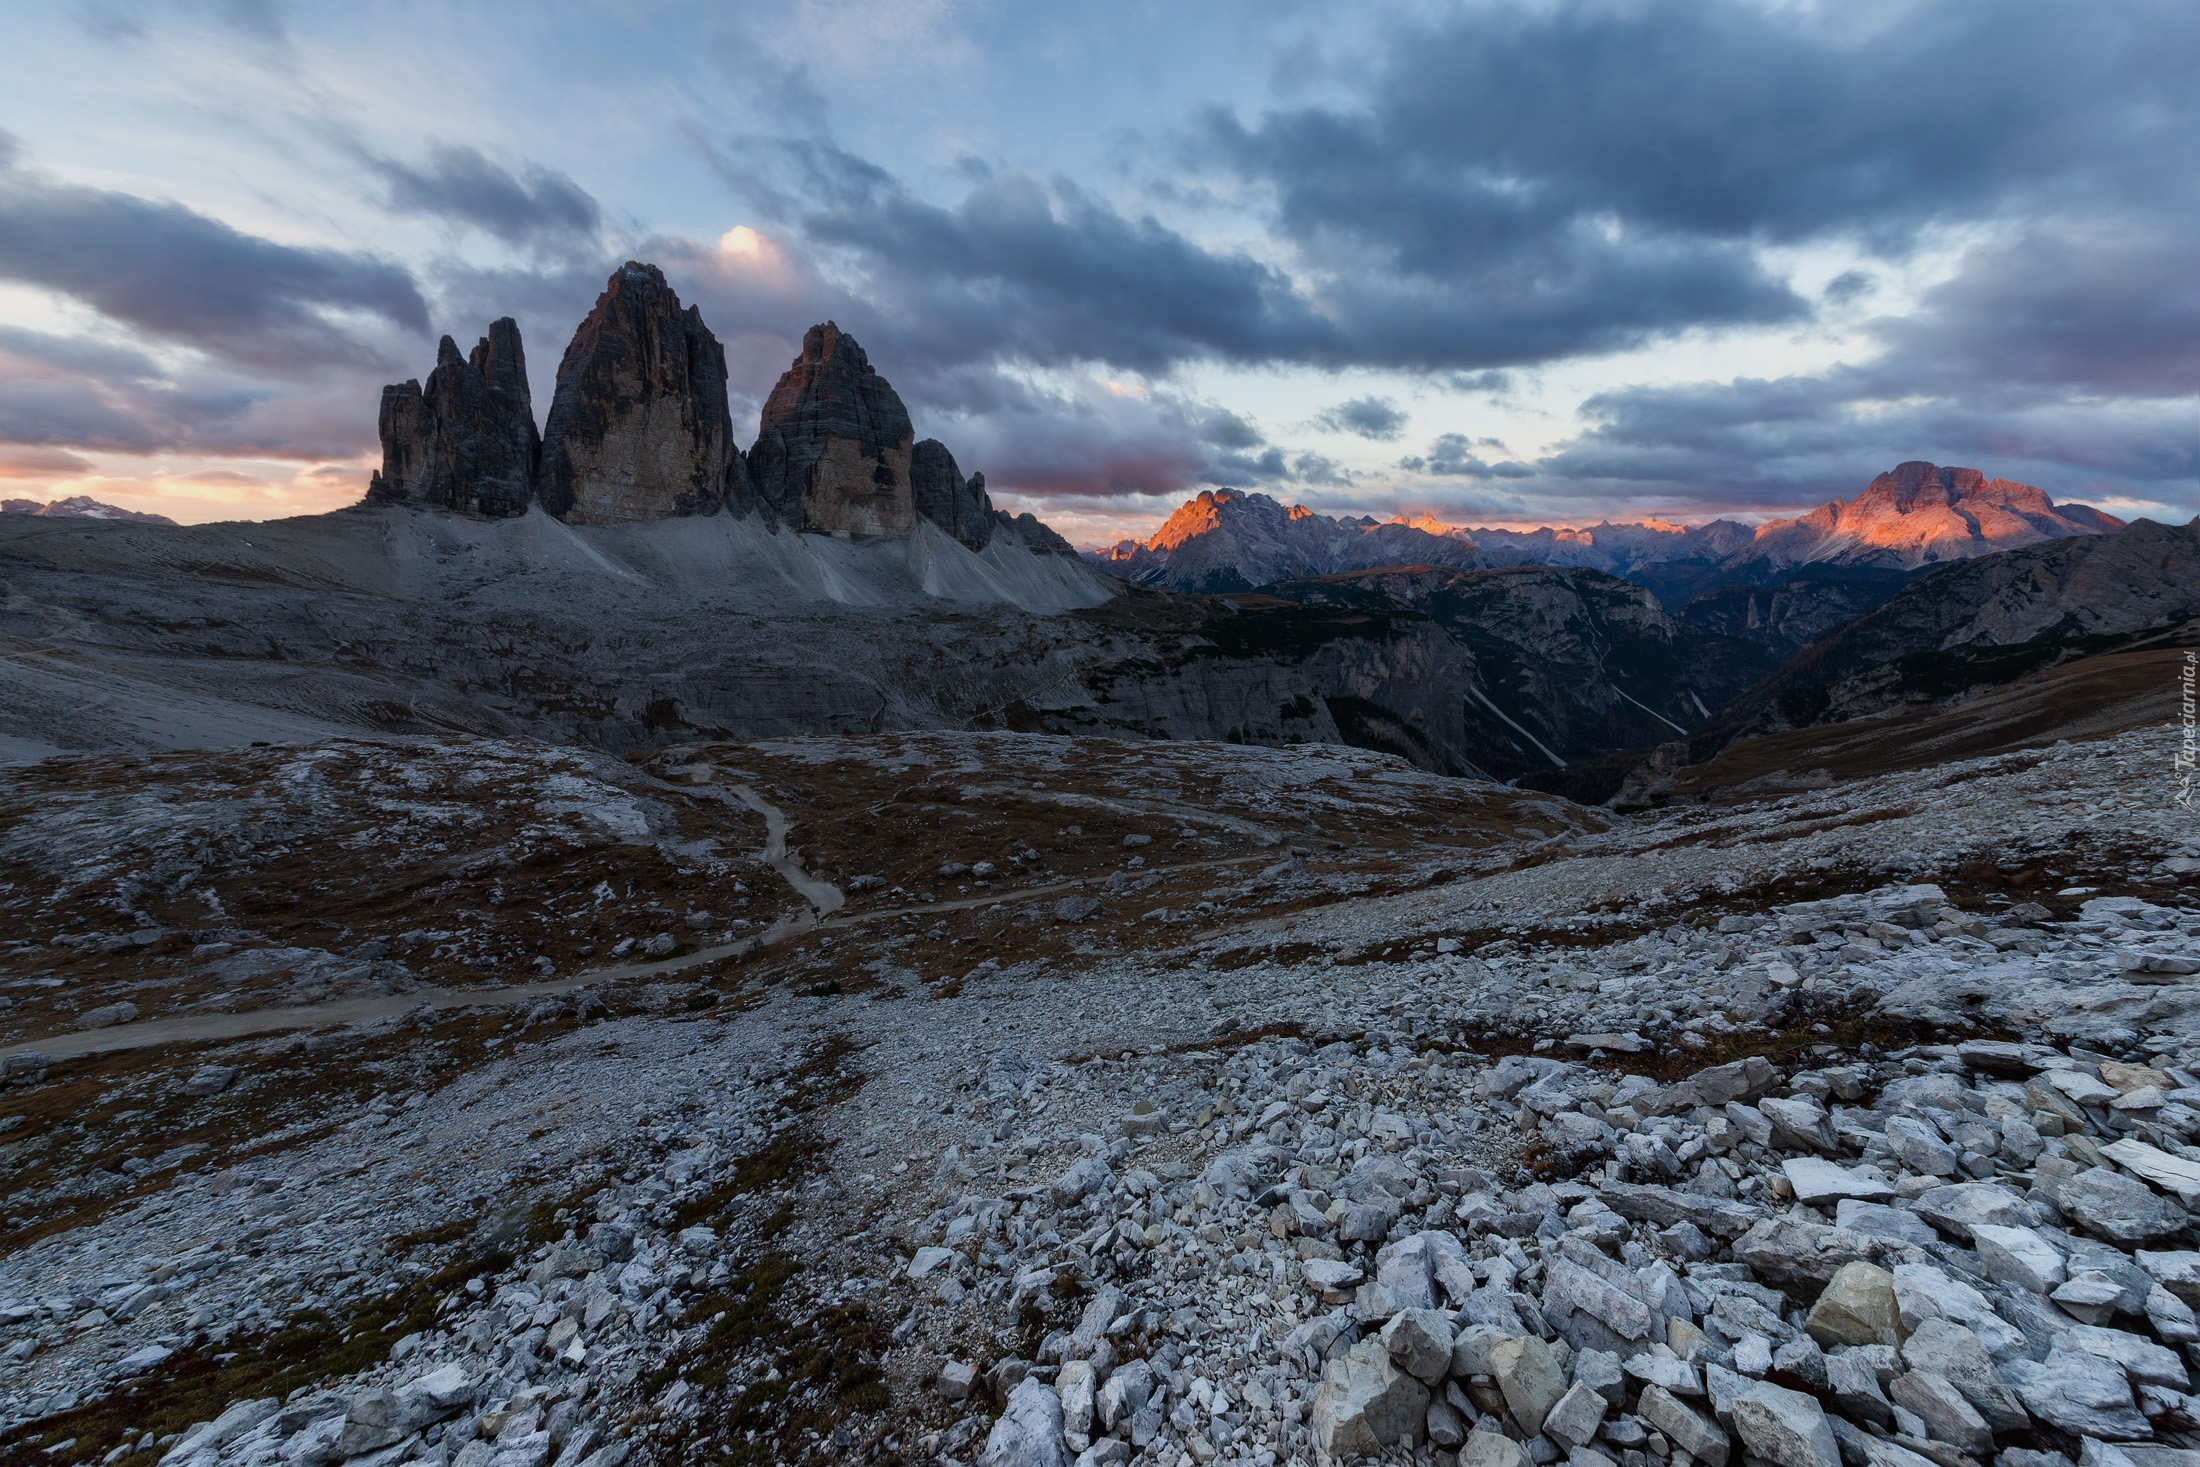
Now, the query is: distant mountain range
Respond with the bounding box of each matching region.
[2,495,175,525]
[1089,462,2125,603]
[0,258,2172,804]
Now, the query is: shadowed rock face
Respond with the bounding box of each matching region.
[359,272,1039,554]
[910,439,994,551]
[538,262,740,524]
[367,319,538,517]
[746,322,916,537]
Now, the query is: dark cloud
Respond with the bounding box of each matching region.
[1534,366,2198,514]
[1184,0,2198,374]
[1399,434,1535,480]
[653,1,2192,521]
[0,133,426,371]
[1315,396,1405,441]
[1872,221,2200,398]
[1289,451,1351,486]
[1215,0,2191,251]
[0,321,374,461]
[0,444,96,477]
[367,145,601,251]
[1823,271,1875,306]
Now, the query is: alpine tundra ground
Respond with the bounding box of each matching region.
[0,724,2195,1467]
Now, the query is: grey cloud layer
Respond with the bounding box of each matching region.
[0,132,426,372]
[3,0,2193,519]
[1316,397,1406,441]
[366,145,603,252]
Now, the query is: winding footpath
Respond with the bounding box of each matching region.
[0,788,1267,1062]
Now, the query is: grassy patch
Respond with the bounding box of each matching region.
[0,1244,504,1463]
[653,1258,894,1466]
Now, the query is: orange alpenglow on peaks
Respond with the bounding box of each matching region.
[1743,461,2125,565]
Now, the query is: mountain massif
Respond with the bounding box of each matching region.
[1094,464,2126,603]
[0,257,2180,806]
[366,262,1060,554]
[1,495,175,525]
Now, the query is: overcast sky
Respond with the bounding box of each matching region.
[0,0,2193,544]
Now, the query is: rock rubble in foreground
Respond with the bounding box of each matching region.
[0,723,2194,1467]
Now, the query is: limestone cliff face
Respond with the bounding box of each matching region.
[367,319,538,517]
[538,263,740,524]
[910,439,994,550]
[746,322,916,537]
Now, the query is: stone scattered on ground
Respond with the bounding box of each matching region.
[0,724,2195,1467]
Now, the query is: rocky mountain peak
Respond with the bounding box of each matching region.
[909,439,995,551]
[1745,460,2124,567]
[355,269,1067,556]
[536,262,741,524]
[745,319,918,537]
[1,495,176,524]
[366,316,539,518]
[1862,459,1989,513]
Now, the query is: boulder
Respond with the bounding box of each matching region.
[2002,1348,2151,1440]
[1426,1399,1468,1449]
[397,1362,476,1415]
[1834,1201,1940,1247]
[1884,1117,1960,1178]
[1734,1217,1923,1289]
[1886,1371,1993,1456]
[1372,1233,1443,1312]
[1458,1431,1536,1467]
[1490,1334,1567,1436]
[1058,1360,1096,1438]
[1051,1157,1115,1209]
[1543,1381,1611,1448]
[1891,1264,2026,1359]
[1599,1182,1765,1238]
[1312,1339,1430,1455]
[1971,1223,2066,1293]
[1806,1261,1902,1348]
[1638,1383,1731,1467]
[2060,1323,2191,1390]
[1660,1057,1776,1112]
[1096,1359,1152,1433]
[1909,1182,2030,1241]
[335,1387,408,1458]
[1824,1350,1893,1428]
[1783,1159,1893,1206]
[1541,1254,1652,1342]
[1379,1309,1455,1384]
[2060,1167,2189,1245]
[1761,1095,1836,1152]
[1898,1319,2026,1431]
[538,263,742,523]
[1732,1379,1841,1467]
[980,1377,1065,1467]
[2137,1250,2200,1306]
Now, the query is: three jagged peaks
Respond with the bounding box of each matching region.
[366,262,1055,554]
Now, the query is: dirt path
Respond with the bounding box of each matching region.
[0,835,1272,1063]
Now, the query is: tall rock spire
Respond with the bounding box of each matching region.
[366,317,538,517]
[910,438,995,551]
[746,322,918,537]
[537,262,741,524]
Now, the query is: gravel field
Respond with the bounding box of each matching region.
[1,722,2195,1467]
